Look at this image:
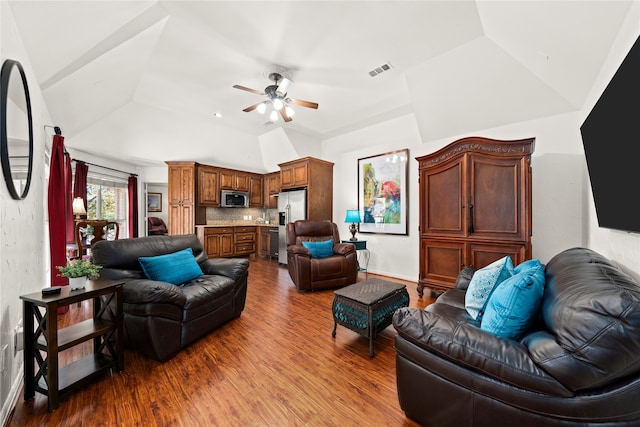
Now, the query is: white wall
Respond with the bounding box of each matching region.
[580,2,640,280]
[0,3,49,423]
[323,110,588,281]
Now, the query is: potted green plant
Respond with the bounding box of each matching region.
[57,259,102,290]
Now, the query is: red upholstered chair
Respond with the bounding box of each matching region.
[286,220,358,291]
[147,217,168,235]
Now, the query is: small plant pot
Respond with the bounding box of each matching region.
[68,276,87,290]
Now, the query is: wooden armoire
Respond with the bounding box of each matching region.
[416,136,534,297]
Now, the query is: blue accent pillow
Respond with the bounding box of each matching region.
[301,240,334,258]
[480,259,545,340]
[465,256,514,321]
[138,247,203,285]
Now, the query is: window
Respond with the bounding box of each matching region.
[86,174,129,238]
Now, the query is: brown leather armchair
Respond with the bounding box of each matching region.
[147,216,168,235]
[286,220,358,291]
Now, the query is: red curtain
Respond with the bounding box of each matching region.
[128,175,138,238]
[64,155,74,244]
[48,135,69,287]
[73,161,88,208]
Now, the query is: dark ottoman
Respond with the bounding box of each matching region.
[332,278,409,357]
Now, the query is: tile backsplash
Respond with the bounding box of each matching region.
[206,207,278,224]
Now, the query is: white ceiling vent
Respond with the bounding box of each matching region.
[368,62,393,77]
[262,121,275,126]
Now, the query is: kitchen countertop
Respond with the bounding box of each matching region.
[196,221,277,228]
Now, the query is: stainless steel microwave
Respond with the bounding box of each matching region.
[220,190,249,208]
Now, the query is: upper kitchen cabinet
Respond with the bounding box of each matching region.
[263,171,280,209]
[248,174,263,207]
[278,157,334,221]
[197,165,219,206]
[220,169,250,192]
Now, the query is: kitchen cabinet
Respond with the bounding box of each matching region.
[220,169,250,192]
[167,162,205,235]
[278,157,334,221]
[249,174,263,207]
[198,227,234,258]
[196,226,258,258]
[234,226,256,256]
[263,171,280,209]
[197,165,219,206]
[416,136,533,296]
[258,226,270,258]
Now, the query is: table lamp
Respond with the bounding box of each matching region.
[72,197,86,220]
[345,209,362,241]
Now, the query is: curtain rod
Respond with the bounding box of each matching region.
[71,158,138,177]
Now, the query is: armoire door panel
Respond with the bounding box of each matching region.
[469,242,526,270]
[419,239,465,294]
[469,155,522,238]
[422,159,465,236]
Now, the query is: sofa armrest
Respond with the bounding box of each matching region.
[199,257,249,281]
[121,279,187,306]
[287,245,311,258]
[393,305,571,396]
[333,243,356,256]
[454,265,476,290]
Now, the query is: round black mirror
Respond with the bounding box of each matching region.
[1,59,34,200]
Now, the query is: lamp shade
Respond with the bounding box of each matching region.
[345,209,361,223]
[72,197,86,215]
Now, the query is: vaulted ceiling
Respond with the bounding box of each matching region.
[7,1,634,169]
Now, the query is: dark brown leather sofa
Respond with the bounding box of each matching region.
[393,247,640,426]
[91,234,249,362]
[286,220,358,291]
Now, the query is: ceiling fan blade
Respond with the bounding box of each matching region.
[243,102,263,113]
[276,78,294,96]
[279,107,293,122]
[289,98,319,109]
[233,84,265,96]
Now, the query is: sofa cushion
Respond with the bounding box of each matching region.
[481,259,545,340]
[465,256,514,320]
[302,239,334,258]
[138,247,203,285]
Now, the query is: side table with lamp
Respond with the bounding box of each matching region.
[343,209,370,279]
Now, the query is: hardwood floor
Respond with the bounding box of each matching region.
[7,258,434,426]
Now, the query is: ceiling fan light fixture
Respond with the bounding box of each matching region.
[269,110,278,121]
[273,98,284,110]
[285,106,295,117]
[257,102,267,114]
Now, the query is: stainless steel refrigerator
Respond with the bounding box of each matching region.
[278,189,307,265]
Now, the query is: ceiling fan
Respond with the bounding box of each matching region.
[233,72,318,122]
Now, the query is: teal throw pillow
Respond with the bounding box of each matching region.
[480,259,545,340]
[138,247,203,285]
[465,256,514,321]
[301,240,334,258]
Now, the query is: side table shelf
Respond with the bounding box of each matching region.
[20,279,124,411]
[342,240,370,279]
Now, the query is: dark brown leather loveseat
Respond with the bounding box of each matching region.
[393,247,640,426]
[91,234,249,362]
[286,220,358,291]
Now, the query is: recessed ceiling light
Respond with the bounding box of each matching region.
[213,112,223,118]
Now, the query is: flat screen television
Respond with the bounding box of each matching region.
[580,35,640,233]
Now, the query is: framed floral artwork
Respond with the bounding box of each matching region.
[357,149,409,235]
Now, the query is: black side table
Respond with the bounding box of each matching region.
[20,279,124,411]
[342,240,370,279]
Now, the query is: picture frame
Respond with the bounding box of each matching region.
[357,149,409,235]
[147,192,162,212]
